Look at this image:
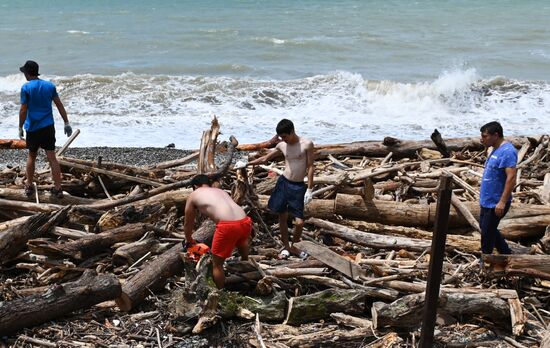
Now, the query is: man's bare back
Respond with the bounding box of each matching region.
[188,187,246,223]
[277,136,314,182]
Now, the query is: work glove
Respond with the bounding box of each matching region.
[304,188,313,205]
[64,122,73,137]
[234,159,248,170]
[18,127,24,140]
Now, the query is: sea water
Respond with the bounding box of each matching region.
[1,0,549,148]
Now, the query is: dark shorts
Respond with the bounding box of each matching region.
[268,175,307,219]
[26,124,56,152]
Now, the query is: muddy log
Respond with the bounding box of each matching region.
[372,291,511,329]
[0,207,70,264]
[116,242,184,312]
[313,135,535,159]
[283,288,369,325]
[0,270,121,335]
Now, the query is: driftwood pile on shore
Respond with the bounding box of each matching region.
[1,120,549,347]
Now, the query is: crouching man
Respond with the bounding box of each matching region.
[183,174,252,289]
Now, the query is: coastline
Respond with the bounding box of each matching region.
[0,147,195,169]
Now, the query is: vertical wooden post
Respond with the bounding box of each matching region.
[419,174,453,348]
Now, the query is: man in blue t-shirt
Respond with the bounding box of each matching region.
[18,60,72,199]
[479,121,517,255]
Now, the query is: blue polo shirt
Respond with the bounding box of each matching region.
[480,142,517,208]
[20,79,58,132]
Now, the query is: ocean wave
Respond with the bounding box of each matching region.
[1,69,548,148]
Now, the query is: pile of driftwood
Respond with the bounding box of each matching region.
[1,119,549,347]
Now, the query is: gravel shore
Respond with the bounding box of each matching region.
[0,147,195,169]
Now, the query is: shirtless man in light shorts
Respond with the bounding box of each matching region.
[247,119,314,258]
[183,174,252,289]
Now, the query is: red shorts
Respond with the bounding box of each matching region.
[211,216,252,259]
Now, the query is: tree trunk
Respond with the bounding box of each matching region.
[372,291,510,329]
[116,242,183,312]
[0,207,69,264]
[0,270,121,335]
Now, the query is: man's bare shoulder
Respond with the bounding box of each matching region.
[300,137,314,148]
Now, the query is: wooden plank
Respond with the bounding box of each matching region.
[293,241,365,280]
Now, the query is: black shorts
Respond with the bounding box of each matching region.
[26,124,56,152]
[267,175,307,219]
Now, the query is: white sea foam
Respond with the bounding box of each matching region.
[1,69,548,149]
[67,30,90,35]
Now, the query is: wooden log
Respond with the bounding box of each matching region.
[342,220,480,254]
[330,312,372,329]
[499,215,550,240]
[430,129,450,158]
[380,280,518,299]
[237,135,280,152]
[542,328,550,348]
[372,291,510,329]
[284,327,368,348]
[307,217,431,252]
[451,193,480,233]
[149,151,199,170]
[60,156,165,178]
[314,135,533,159]
[293,241,366,280]
[59,159,164,187]
[28,223,164,260]
[284,288,369,325]
[96,201,167,231]
[0,197,63,213]
[116,242,183,312]
[483,254,550,280]
[112,237,160,266]
[0,207,69,264]
[0,187,96,205]
[0,138,26,149]
[0,270,121,335]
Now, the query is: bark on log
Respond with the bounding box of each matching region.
[0,270,121,335]
[284,288,369,325]
[372,291,510,329]
[0,207,69,264]
[283,327,369,348]
[0,197,63,213]
[116,242,184,311]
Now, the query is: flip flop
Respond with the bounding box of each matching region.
[298,251,309,260]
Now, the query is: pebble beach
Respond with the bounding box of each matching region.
[0,147,194,170]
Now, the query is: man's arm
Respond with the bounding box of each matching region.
[305,141,314,189]
[53,97,69,123]
[248,148,281,166]
[183,195,197,245]
[495,167,516,217]
[19,104,27,129]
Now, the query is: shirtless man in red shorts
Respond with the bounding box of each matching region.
[183,174,252,289]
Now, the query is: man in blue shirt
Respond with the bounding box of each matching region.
[18,60,72,198]
[479,121,516,255]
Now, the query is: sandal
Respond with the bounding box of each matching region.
[24,185,34,197]
[278,249,290,260]
[50,187,64,199]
